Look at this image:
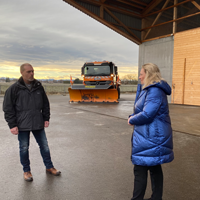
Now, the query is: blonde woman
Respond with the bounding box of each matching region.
[128,63,174,200]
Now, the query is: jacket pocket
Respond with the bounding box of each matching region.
[33,111,44,130]
[16,111,27,125]
[17,111,32,130]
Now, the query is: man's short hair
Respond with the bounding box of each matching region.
[20,63,32,73]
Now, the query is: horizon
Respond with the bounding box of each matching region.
[0,0,138,80]
[0,63,138,80]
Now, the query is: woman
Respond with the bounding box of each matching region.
[128,63,174,200]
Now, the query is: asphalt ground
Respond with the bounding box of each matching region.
[0,94,200,200]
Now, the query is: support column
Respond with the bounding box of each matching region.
[173,0,178,34]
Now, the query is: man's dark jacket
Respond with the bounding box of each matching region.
[3,77,50,131]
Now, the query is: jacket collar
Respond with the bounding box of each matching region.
[135,80,171,104]
[17,77,41,90]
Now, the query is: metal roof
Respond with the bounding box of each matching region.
[62,0,200,44]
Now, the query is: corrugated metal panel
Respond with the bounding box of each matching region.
[114,25,129,35]
[114,25,141,39]
[145,22,173,40]
[104,10,141,39]
[74,0,100,16]
[176,0,200,33]
[178,1,200,18]
[111,10,141,29]
[132,30,141,39]
[104,11,118,24]
[139,37,174,102]
[141,0,153,4]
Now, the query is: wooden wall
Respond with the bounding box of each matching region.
[172,27,200,106]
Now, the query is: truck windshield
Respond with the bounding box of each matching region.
[84,65,110,76]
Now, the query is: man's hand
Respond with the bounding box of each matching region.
[44,121,49,128]
[10,127,19,135]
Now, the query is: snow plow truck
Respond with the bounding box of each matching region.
[68,61,120,103]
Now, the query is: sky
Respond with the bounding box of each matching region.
[0,0,139,80]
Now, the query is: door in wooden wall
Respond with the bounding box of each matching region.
[184,58,200,105]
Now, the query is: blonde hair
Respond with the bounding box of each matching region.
[142,63,164,88]
[20,63,32,73]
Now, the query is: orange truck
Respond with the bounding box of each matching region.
[68,61,120,102]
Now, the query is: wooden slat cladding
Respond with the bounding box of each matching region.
[172,27,200,105]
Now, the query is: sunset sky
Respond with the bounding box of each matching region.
[0,0,139,80]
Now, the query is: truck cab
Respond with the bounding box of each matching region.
[81,61,119,88]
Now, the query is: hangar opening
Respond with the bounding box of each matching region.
[62,0,200,105]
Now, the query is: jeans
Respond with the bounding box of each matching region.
[131,165,163,200]
[18,129,54,172]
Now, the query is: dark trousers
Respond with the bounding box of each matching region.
[131,165,163,200]
[18,129,54,172]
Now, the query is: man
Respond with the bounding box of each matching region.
[3,63,61,182]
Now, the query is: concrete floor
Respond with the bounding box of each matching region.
[0,94,200,200]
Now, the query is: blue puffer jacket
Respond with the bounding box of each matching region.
[129,81,174,166]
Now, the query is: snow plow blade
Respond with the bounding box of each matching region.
[68,87,119,103]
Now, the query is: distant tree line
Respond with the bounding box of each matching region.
[1,75,137,85]
[121,74,138,85]
[73,78,83,84]
[63,78,83,84]
[6,77,11,82]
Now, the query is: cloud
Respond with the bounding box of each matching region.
[0,0,138,79]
